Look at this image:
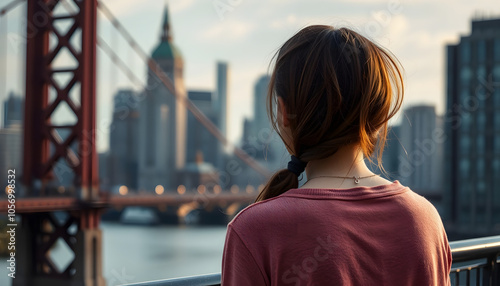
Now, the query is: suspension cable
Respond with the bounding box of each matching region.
[96,0,270,178]
[0,0,25,17]
[96,35,145,88]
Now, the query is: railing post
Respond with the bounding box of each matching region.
[482,253,499,286]
[493,253,500,286]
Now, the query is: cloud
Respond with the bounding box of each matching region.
[99,0,196,17]
[170,0,196,13]
[270,14,299,29]
[336,0,399,3]
[386,15,409,38]
[201,20,255,42]
[99,0,145,17]
[269,14,331,30]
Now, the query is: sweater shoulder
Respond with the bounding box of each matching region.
[404,189,443,218]
[228,195,292,231]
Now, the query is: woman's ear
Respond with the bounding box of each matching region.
[277,96,290,127]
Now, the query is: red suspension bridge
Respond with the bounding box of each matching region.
[0,1,268,285]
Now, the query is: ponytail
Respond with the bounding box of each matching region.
[255,169,299,202]
[255,155,306,202]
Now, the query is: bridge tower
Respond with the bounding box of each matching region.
[17,0,105,285]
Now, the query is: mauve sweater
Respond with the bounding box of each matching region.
[221,180,452,286]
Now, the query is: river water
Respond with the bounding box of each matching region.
[0,222,228,285]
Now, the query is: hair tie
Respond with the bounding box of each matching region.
[287,155,307,176]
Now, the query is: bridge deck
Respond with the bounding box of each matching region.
[0,193,257,213]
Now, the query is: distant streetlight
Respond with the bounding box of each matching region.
[213,184,222,195]
[246,185,255,194]
[155,185,164,195]
[197,185,206,194]
[230,185,239,194]
[118,185,128,195]
[177,185,186,195]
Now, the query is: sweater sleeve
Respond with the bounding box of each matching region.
[221,225,268,286]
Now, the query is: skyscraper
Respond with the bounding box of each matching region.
[108,89,139,190]
[445,17,500,235]
[237,75,287,187]
[398,105,443,193]
[215,62,229,135]
[215,62,229,170]
[138,5,187,191]
[377,125,401,180]
[243,75,284,163]
[0,123,22,190]
[1,93,24,192]
[253,75,271,140]
[254,75,286,166]
[3,92,23,128]
[185,90,218,167]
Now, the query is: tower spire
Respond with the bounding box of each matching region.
[161,4,171,41]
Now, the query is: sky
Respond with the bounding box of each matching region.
[0,0,499,152]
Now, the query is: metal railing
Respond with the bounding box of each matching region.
[123,235,500,286]
[449,235,500,285]
[121,273,221,286]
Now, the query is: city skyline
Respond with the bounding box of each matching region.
[1,0,499,152]
[1,2,500,285]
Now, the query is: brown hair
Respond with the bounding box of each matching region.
[255,25,404,202]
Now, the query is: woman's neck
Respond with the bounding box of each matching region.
[301,144,390,189]
[305,144,372,179]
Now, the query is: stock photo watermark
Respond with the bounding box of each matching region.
[107,266,135,286]
[212,0,243,21]
[6,169,17,279]
[281,235,337,285]
[363,0,403,38]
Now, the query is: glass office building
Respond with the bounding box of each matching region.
[445,18,500,236]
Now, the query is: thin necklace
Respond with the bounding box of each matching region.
[305,174,379,184]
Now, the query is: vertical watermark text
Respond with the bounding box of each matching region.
[6,169,16,279]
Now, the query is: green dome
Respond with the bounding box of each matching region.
[152,41,182,60]
[151,5,181,60]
